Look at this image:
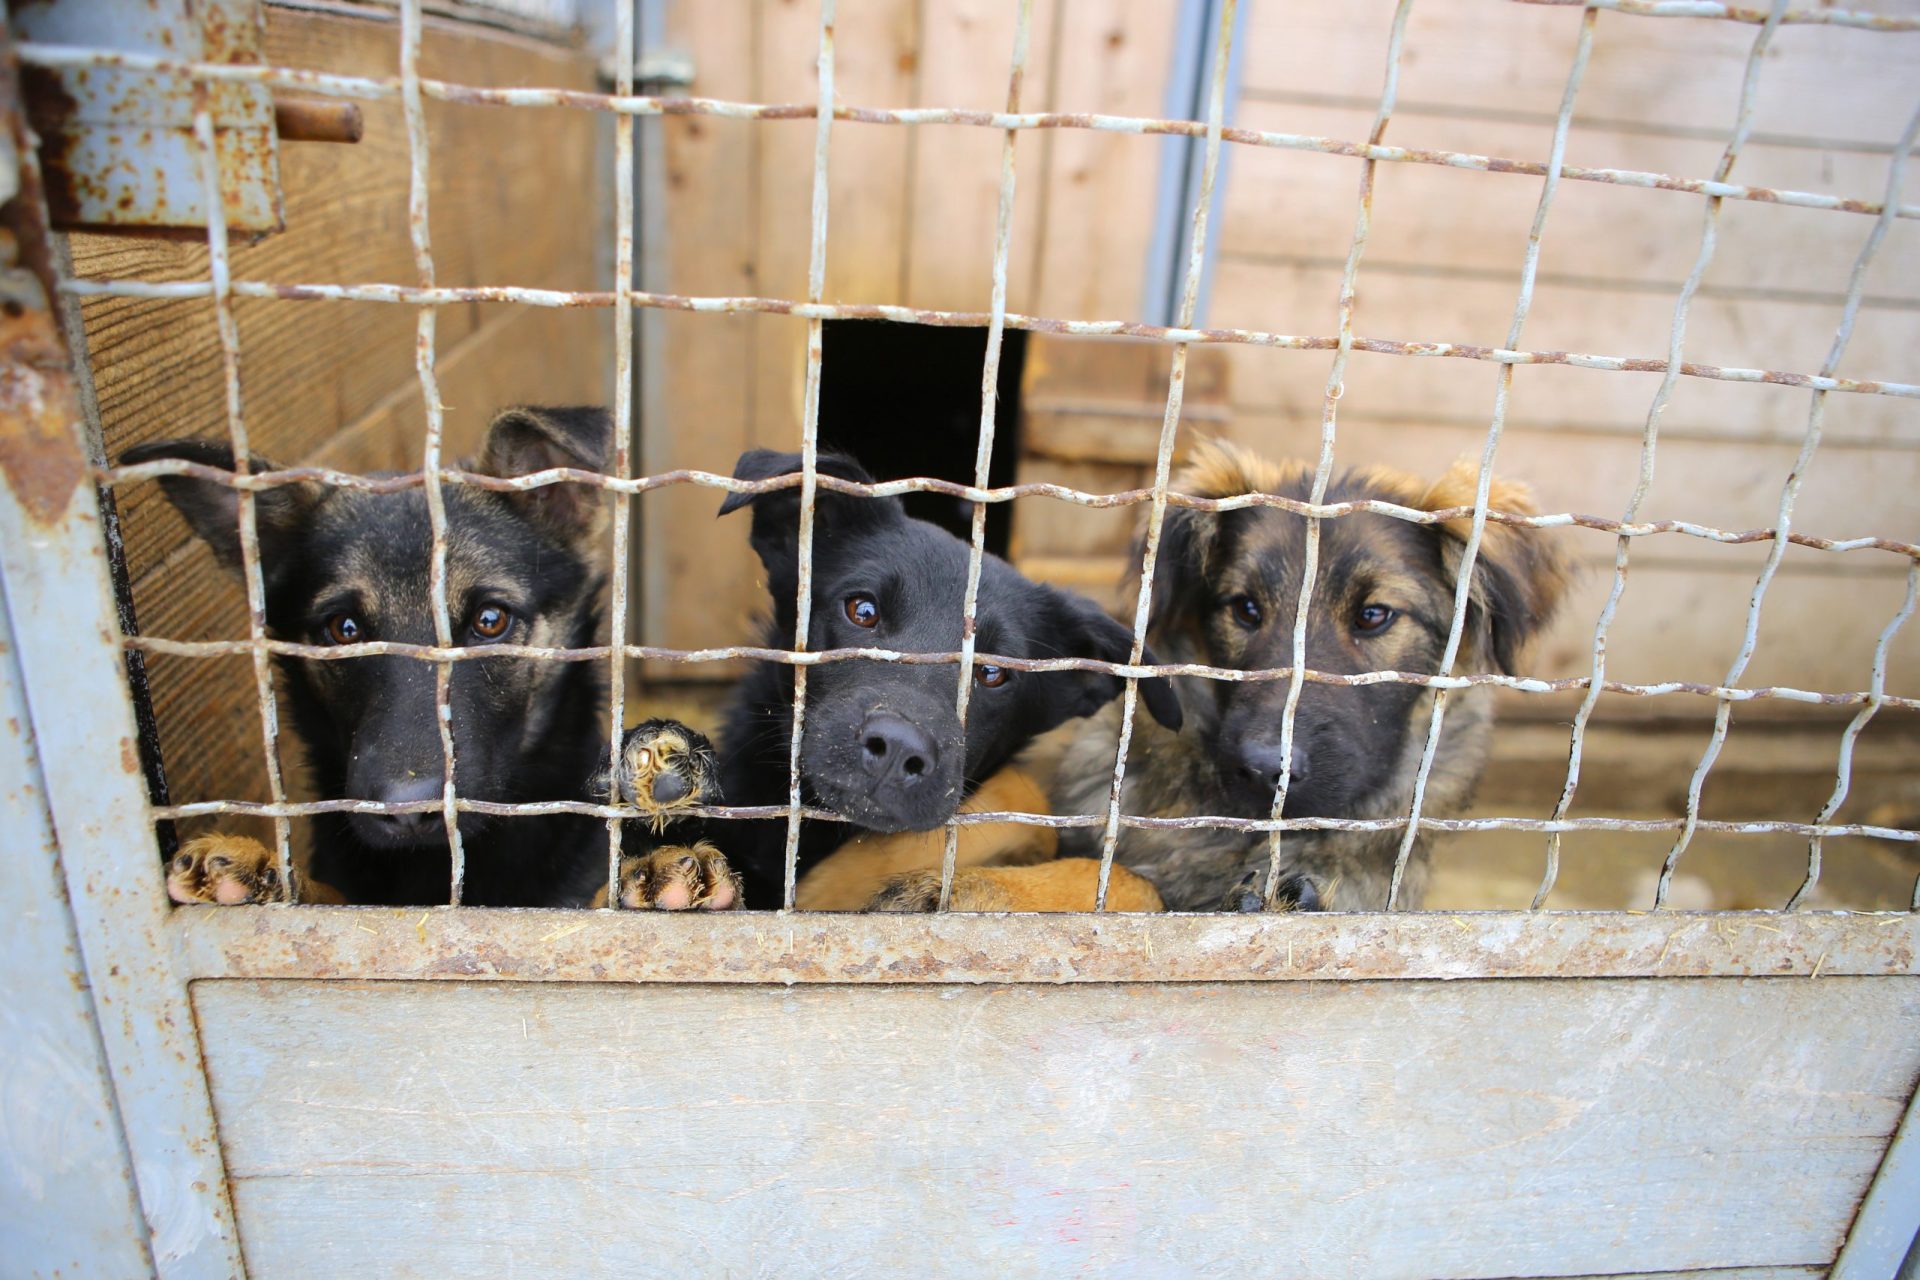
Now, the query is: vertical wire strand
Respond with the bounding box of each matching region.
[191,92,295,900]
[605,0,637,905]
[1386,6,1598,909]
[1535,0,1786,909]
[1788,562,1918,910]
[937,0,1033,911]
[399,0,466,900]
[1093,0,1238,911]
[1657,98,1920,906]
[1261,0,1415,909]
[781,0,838,911]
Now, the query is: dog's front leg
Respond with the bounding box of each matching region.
[597,719,745,911]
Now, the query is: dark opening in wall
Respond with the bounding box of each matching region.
[817,321,1026,558]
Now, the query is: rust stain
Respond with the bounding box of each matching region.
[119,736,139,774]
[0,281,86,525]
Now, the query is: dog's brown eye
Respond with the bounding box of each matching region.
[1355,604,1396,634]
[471,604,513,641]
[975,664,1009,688]
[1228,594,1262,629]
[845,594,879,628]
[324,613,364,645]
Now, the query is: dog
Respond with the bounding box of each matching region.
[1046,440,1570,911]
[127,407,733,909]
[708,448,1184,908]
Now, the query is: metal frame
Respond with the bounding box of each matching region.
[5,1,1920,1270]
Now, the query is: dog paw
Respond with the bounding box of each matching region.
[603,718,720,825]
[166,834,288,905]
[611,841,743,910]
[1222,867,1323,913]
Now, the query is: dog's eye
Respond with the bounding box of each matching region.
[974,664,1009,688]
[324,613,364,645]
[844,594,880,628]
[1227,594,1262,629]
[1355,604,1397,634]
[470,603,513,641]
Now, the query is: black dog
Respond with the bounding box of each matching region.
[709,449,1184,905]
[129,407,724,909]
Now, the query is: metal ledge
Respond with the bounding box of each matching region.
[172,906,1920,985]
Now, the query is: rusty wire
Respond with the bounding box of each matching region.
[1790,561,1920,909]
[1093,0,1238,910]
[94,455,1920,561]
[188,91,295,898]
[937,0,1032,912]
[111,632,1920,713]
[18,40,1920,219]
[1516,0,1920,27]
[1658,98,1920,908]
[604,0,636,907]
[1387,7,1599,909]
[140,794,1920,847]
[779,0,838,912]
[56,278,1920,403]
[45,3,1920,915]
[398,0,467,901]
[1264,0,1415,909]
[1539,0,1789,908]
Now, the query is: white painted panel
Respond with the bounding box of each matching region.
[197,977,1920,1279]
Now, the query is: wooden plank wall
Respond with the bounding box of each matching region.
[644,0,1184,661]
[650,0,1920,727]
[1208,2,1920,714]
[76,6,611,821]
[197,975,1920,1277]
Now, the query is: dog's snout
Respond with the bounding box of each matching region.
[374,775,444,837]
[650,771,691,805]
[1236,740,1310,794]
[858,712,937,788]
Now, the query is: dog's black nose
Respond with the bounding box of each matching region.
[857,712,936,789]
[650,771,691,805]
[1236,741,1310,794]
[374,775,445,837]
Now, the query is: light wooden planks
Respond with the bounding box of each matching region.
[197,976,1920,1279]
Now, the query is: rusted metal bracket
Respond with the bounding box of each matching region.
[13,0,286,233]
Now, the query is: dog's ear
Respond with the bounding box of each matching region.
[1418,459,1570,674]
[1145,439,1299,640]
[120,439,316,576]
[1145,501,1220,642]
[1037,588,1184,731]
[474,405,613,543]
[717,449,903,582]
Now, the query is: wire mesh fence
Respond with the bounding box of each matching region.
[25,0,1920,914]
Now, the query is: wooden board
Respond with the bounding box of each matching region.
[75,6,610,818]
[196,976,1920,1278]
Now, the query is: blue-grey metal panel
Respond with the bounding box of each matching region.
[1141,0,1247,327]
[0,577,154,1279]
[1834,1072,1920,1279]
[0,50,247,1274]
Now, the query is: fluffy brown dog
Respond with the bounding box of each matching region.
[1050,441,1570,910]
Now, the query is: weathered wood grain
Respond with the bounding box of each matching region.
[196,976,1920,1278]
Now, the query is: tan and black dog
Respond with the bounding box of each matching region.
[849,439,1567,912]
[128,407,733,910]
[1048,440,1570,911]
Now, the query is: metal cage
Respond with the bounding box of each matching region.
[3,1,1918,1276]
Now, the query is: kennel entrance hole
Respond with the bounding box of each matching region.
[817,320,1026,557]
